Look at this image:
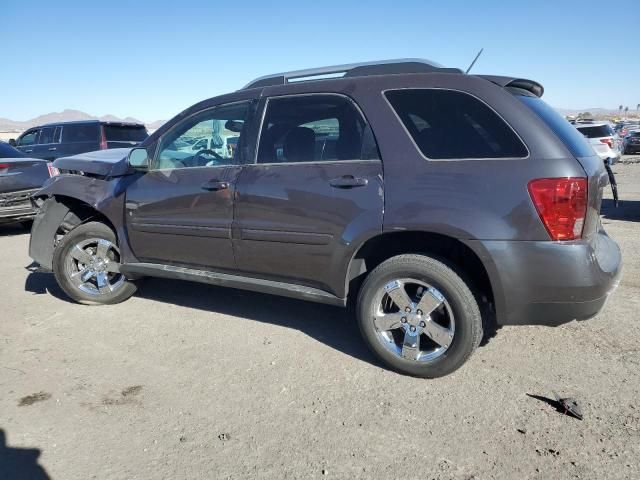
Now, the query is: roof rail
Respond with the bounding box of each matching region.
[241,58,462,90]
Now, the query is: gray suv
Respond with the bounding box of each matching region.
[28,59,622,377]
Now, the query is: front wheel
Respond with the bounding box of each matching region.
[356,254,483,378]
[52,221,137,305]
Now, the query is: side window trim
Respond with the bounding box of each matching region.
[152,99,253,171]
[253,92,380,166]
[382,87,530,161]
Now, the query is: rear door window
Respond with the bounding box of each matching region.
[39,126,56,144]
[385,89,528,159]
[103,125,148,142]
[62,124,100,143]
[257,94,378,164]
[516,95,594,157]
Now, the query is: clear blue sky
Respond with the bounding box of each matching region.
[1,0,638,122]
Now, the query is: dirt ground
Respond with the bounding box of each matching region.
[1,159,639,480]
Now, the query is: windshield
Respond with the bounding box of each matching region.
[516,95,595,157]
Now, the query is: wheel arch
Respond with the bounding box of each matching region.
[29,193,122,271]
[345,230,502,320]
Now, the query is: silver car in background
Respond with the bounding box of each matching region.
[575,122,622,164]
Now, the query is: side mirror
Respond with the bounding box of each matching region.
[8,139,16,147]
[128,147,149,170]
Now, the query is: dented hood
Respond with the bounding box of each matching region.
[53,148,133,177]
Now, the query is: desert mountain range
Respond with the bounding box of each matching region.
[0,109,166,132]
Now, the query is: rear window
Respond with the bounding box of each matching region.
[516,95,595,158]
[385,89,528,159]
[576,125,613,138]
[62,124,100,143]
[103,125,148,142]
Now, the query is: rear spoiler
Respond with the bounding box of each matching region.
[476,75,544,98]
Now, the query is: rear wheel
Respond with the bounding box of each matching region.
[356,254,482,378]
[52,221,137,305]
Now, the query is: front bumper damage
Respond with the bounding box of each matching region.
[0,188,40,224]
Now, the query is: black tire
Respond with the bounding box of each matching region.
[53,221,137,305]
[356,254,482,378]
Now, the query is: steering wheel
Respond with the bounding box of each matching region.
[193,149,226,166]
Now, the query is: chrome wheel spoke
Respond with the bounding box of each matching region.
[401,329,420,360]
[422,320,453,348]
[70,245,93,265]
[104,261,120,273]
[416,288,444,316]
[95,239,111,260]
[384,280,413,311]
[95,272,112,294]
[374,312,404,331]
[71,266,95,285]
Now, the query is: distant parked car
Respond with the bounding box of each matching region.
[623,130,640,154]
[9,120,148,161]
[575,123,622,164]
[0,141,57,225]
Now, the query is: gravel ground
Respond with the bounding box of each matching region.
[1,158,639,479]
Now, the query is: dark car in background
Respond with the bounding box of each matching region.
[9,120,148,161]
[623,130,640,154]
[0,141,56,225]
[28,59,622,378]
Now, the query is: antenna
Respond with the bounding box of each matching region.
[465,48,484,74]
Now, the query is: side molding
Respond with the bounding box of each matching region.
[119,263,347,307]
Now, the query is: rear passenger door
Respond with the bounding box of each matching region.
[233,94,384,297]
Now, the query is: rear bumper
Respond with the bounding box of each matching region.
[0,189,39,223]
[470,230,622,326]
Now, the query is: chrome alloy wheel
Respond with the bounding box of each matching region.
[372,279,455,362]
[63,238,124,296]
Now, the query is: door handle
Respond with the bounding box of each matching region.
[48,147,57,151]
[24,149,33,153]
[329,175,368,189]
[201,180,229,191]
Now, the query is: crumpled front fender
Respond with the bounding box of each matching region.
[29,174,135,269]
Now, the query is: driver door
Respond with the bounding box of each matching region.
[125,100,253,270]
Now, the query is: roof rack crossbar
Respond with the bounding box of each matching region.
[242,58,461,90]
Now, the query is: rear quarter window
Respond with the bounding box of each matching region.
[384,89,528,159]
[103,125,148,142]
[62,124,99,143]
[516,96,595,158]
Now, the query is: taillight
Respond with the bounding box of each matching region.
[47,162,60,177]
[0,163,9,169]
[99,127,108,150]
[528,177,588,241]
[600,138,613,148]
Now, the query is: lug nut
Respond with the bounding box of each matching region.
[416,309,423,316]
[410,326,416,332]
[401,317,407,323]
[420,321,426,328]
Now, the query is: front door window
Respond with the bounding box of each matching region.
[155,102,249,170]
